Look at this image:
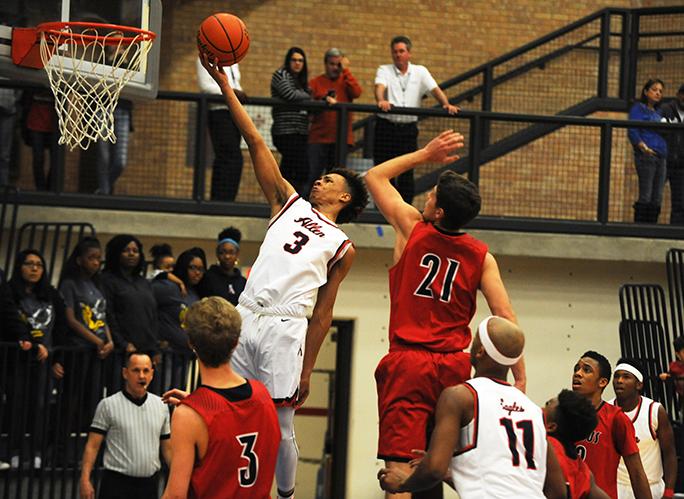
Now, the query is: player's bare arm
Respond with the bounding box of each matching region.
[366,130,465,241]
[378,385,470,493]
[623,453,654,499]
[587,473,611,499]
[296,247,356,408]
[199,53,294,213]
[479,252,527,391]
[79,432,105,499]
[162,404,206,499]
[543,439,568,499]
[657,405,678,493]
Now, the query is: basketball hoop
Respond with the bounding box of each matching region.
[13,22,156,150]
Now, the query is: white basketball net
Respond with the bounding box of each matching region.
[39,25,154,151]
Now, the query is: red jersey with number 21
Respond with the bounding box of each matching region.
[575,401,639,499]
[182,381,280,499]
[389,222,488,352]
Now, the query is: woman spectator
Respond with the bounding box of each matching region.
[197,227,246,305]
[629,79,668,223]
[0,249,66,468]
[59,237,113,433]
[271,47,311,194]
[152,247,206,390]
[101,235,159,358]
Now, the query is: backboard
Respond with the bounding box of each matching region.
[0,0,161,100]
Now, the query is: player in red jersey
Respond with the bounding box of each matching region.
[161,297,280,499]
[571,351,651,499]
[545,389,610,499]
[366,130,521,498]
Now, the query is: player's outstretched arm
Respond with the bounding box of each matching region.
[366,130,464,239]
[657,405,678,495]
[296,247,355,408]
[543,439,568,499]
[199,54,295,212]
[623,453,653,499]
[162,405,203,499]
[378,385,468,493]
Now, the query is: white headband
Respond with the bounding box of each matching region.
[615,363,644,382]
[478,316,522,366]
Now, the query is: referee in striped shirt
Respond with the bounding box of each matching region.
[80,352,171,499]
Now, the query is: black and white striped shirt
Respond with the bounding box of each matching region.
[90,390,170,478]
[271,67,310,136]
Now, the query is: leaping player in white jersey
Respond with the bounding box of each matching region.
[378,316,567,498]
[199,53,368,499]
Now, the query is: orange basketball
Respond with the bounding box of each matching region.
[197,13,250,66]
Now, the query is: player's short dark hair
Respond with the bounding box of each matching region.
[581,350,612,381]
[674,335,684,352]
[185,297,241,368]
[554,389,597,454]
[329,168,368,224]
[125,351,153,368]
[435,171,481,230]
[616,357,645,381]
[391,35,412,51]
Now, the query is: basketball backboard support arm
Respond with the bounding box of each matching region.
[0,0,161,101]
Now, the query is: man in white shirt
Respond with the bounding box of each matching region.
[196,59,246,201]
[374,36,459,203]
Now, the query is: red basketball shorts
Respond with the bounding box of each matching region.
[375,347,470,462]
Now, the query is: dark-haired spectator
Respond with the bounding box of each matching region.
[611,358,676,499]
[152,247,206,390]
[197,58,246,201]
[59,238,114,429]
[149,243,175,276]
[0,249,67,469]
[271,47,311,195]
[659,335,684,416]
[101,235,159,357]
[628,79,667,223]
[571,351,651,499]
[661,84,684,225]
[308,48,362,189]
[544,389,608,499]
[95,100,133,195]
[22,90,61,191]
[196,227,246,305]
[374,35,459,203]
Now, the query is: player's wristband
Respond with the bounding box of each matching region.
[664,487,674,498]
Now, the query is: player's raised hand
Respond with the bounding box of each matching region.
[199,52,229,90]
[162,388,190,406]
[423,130,465,164]
[377,467,407,493]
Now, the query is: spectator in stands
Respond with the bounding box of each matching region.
[95,99,133,195]
[628,79,667,224]
[0,85,18,186]
[152,247,206,389]
[271,47,311,195]
[0,249,67,469]
[22,90,62,191]
[659,335,684,416]
[307,48,363,190]
[611,358,677,499]
[197,58,246,202]
[197,227,246,306]
[80,351,171,499]
[149,243,175,276]
[374,35,459,203]
[101,235,159,359]
[661,84,684,225]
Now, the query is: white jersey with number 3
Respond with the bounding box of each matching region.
[240,194,351,314]
[450,377,547,498]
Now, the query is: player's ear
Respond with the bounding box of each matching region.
[434,207,445,221]
[339,191,351,203]
[598,377,609,390]
[545,421,558,433]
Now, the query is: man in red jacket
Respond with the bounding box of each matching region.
[307,48,362,189]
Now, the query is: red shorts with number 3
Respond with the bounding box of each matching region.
[375,346,471,462]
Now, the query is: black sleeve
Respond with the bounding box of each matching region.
[101,275,125,349]
[0,283,31,342]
